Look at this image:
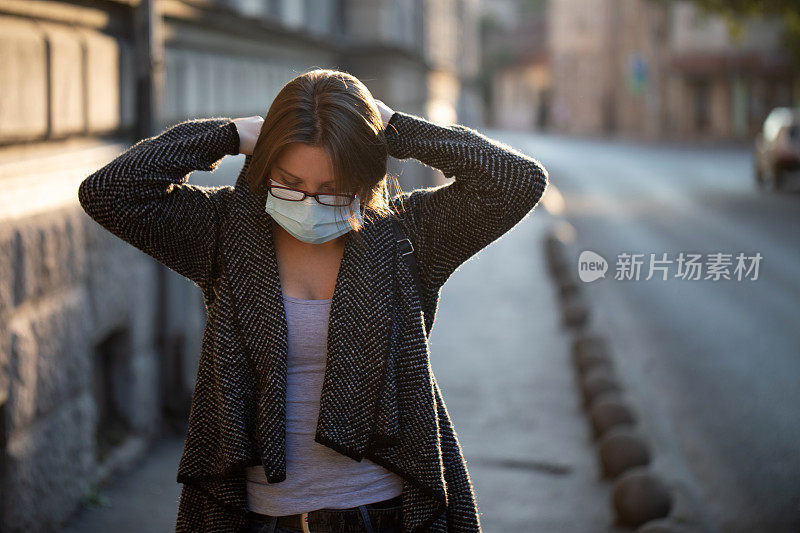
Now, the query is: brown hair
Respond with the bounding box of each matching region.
[245,67,404,236]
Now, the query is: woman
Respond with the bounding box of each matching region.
[78,68,548,533]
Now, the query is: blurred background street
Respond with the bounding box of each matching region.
[507,131,800,532]
[1,0,798,532]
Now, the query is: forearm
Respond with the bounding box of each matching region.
[78,117,238,232]
[385,110,549,293]
[77,117,238,288]
[384,111,548,227]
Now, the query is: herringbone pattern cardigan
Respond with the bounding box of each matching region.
[78,110,548,532]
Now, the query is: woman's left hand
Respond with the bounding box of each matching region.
[374,98,394,130]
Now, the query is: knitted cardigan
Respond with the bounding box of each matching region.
[78,110,549,532]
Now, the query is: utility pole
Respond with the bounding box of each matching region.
[133,0,179,433]
[134,0,165,139]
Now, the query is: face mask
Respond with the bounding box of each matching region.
[264,179,363,244]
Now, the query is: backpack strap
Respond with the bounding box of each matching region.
[389,216,422,299]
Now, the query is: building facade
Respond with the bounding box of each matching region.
[547,0,796,141]
[0,1,481,531]
[482,1,550,131]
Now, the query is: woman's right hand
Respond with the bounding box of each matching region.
[374,99,394,130]
[232,116,264,156]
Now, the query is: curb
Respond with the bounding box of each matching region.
[542,220,697,533]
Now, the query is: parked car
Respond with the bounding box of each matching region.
[754,107,800,191]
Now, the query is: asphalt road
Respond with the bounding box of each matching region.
[489,130,800,533]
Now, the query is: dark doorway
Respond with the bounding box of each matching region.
[92,329,133,463]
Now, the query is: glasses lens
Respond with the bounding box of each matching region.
[270,186,305,201]
[317,194,355,206]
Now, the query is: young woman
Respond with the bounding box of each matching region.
[78,68,548,533]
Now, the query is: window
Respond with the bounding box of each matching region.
[693,79,710,132]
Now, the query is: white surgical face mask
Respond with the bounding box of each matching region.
[264,179,363,244]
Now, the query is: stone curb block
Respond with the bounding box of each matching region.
[597,426,652,479]
[588,393,637,439]
[612,466,673,529]
[579,366,623,408]
[560,291,591,329]
[571,331,615,375]
[557,270,582,299]
[544,232,570,275]
[635,517,694,533]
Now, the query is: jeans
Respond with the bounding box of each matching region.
[247,522,401,533]
[246,503,402,533]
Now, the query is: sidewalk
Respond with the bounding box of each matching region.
[429,206,620,532]
[59,208,616,533]
[58,435,184,533]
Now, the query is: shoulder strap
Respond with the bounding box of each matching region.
[389,217,422,299]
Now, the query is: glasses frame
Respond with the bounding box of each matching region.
[266,178,356,207]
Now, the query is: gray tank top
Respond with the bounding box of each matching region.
[244,293,404,516]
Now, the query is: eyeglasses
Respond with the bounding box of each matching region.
[267,179,356,207]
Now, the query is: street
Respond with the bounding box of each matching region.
[492,129,800,533]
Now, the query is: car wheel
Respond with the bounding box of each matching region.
[755,164,765,189]
[773,168,785,191]
[762,167,779,192]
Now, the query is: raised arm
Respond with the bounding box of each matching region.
[77,117,240,291]
[386,110,549,293]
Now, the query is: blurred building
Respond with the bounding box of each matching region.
[0,1,480,531]
[664,3,793,140]
[548,0,797,141]
[482,0,551,131]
